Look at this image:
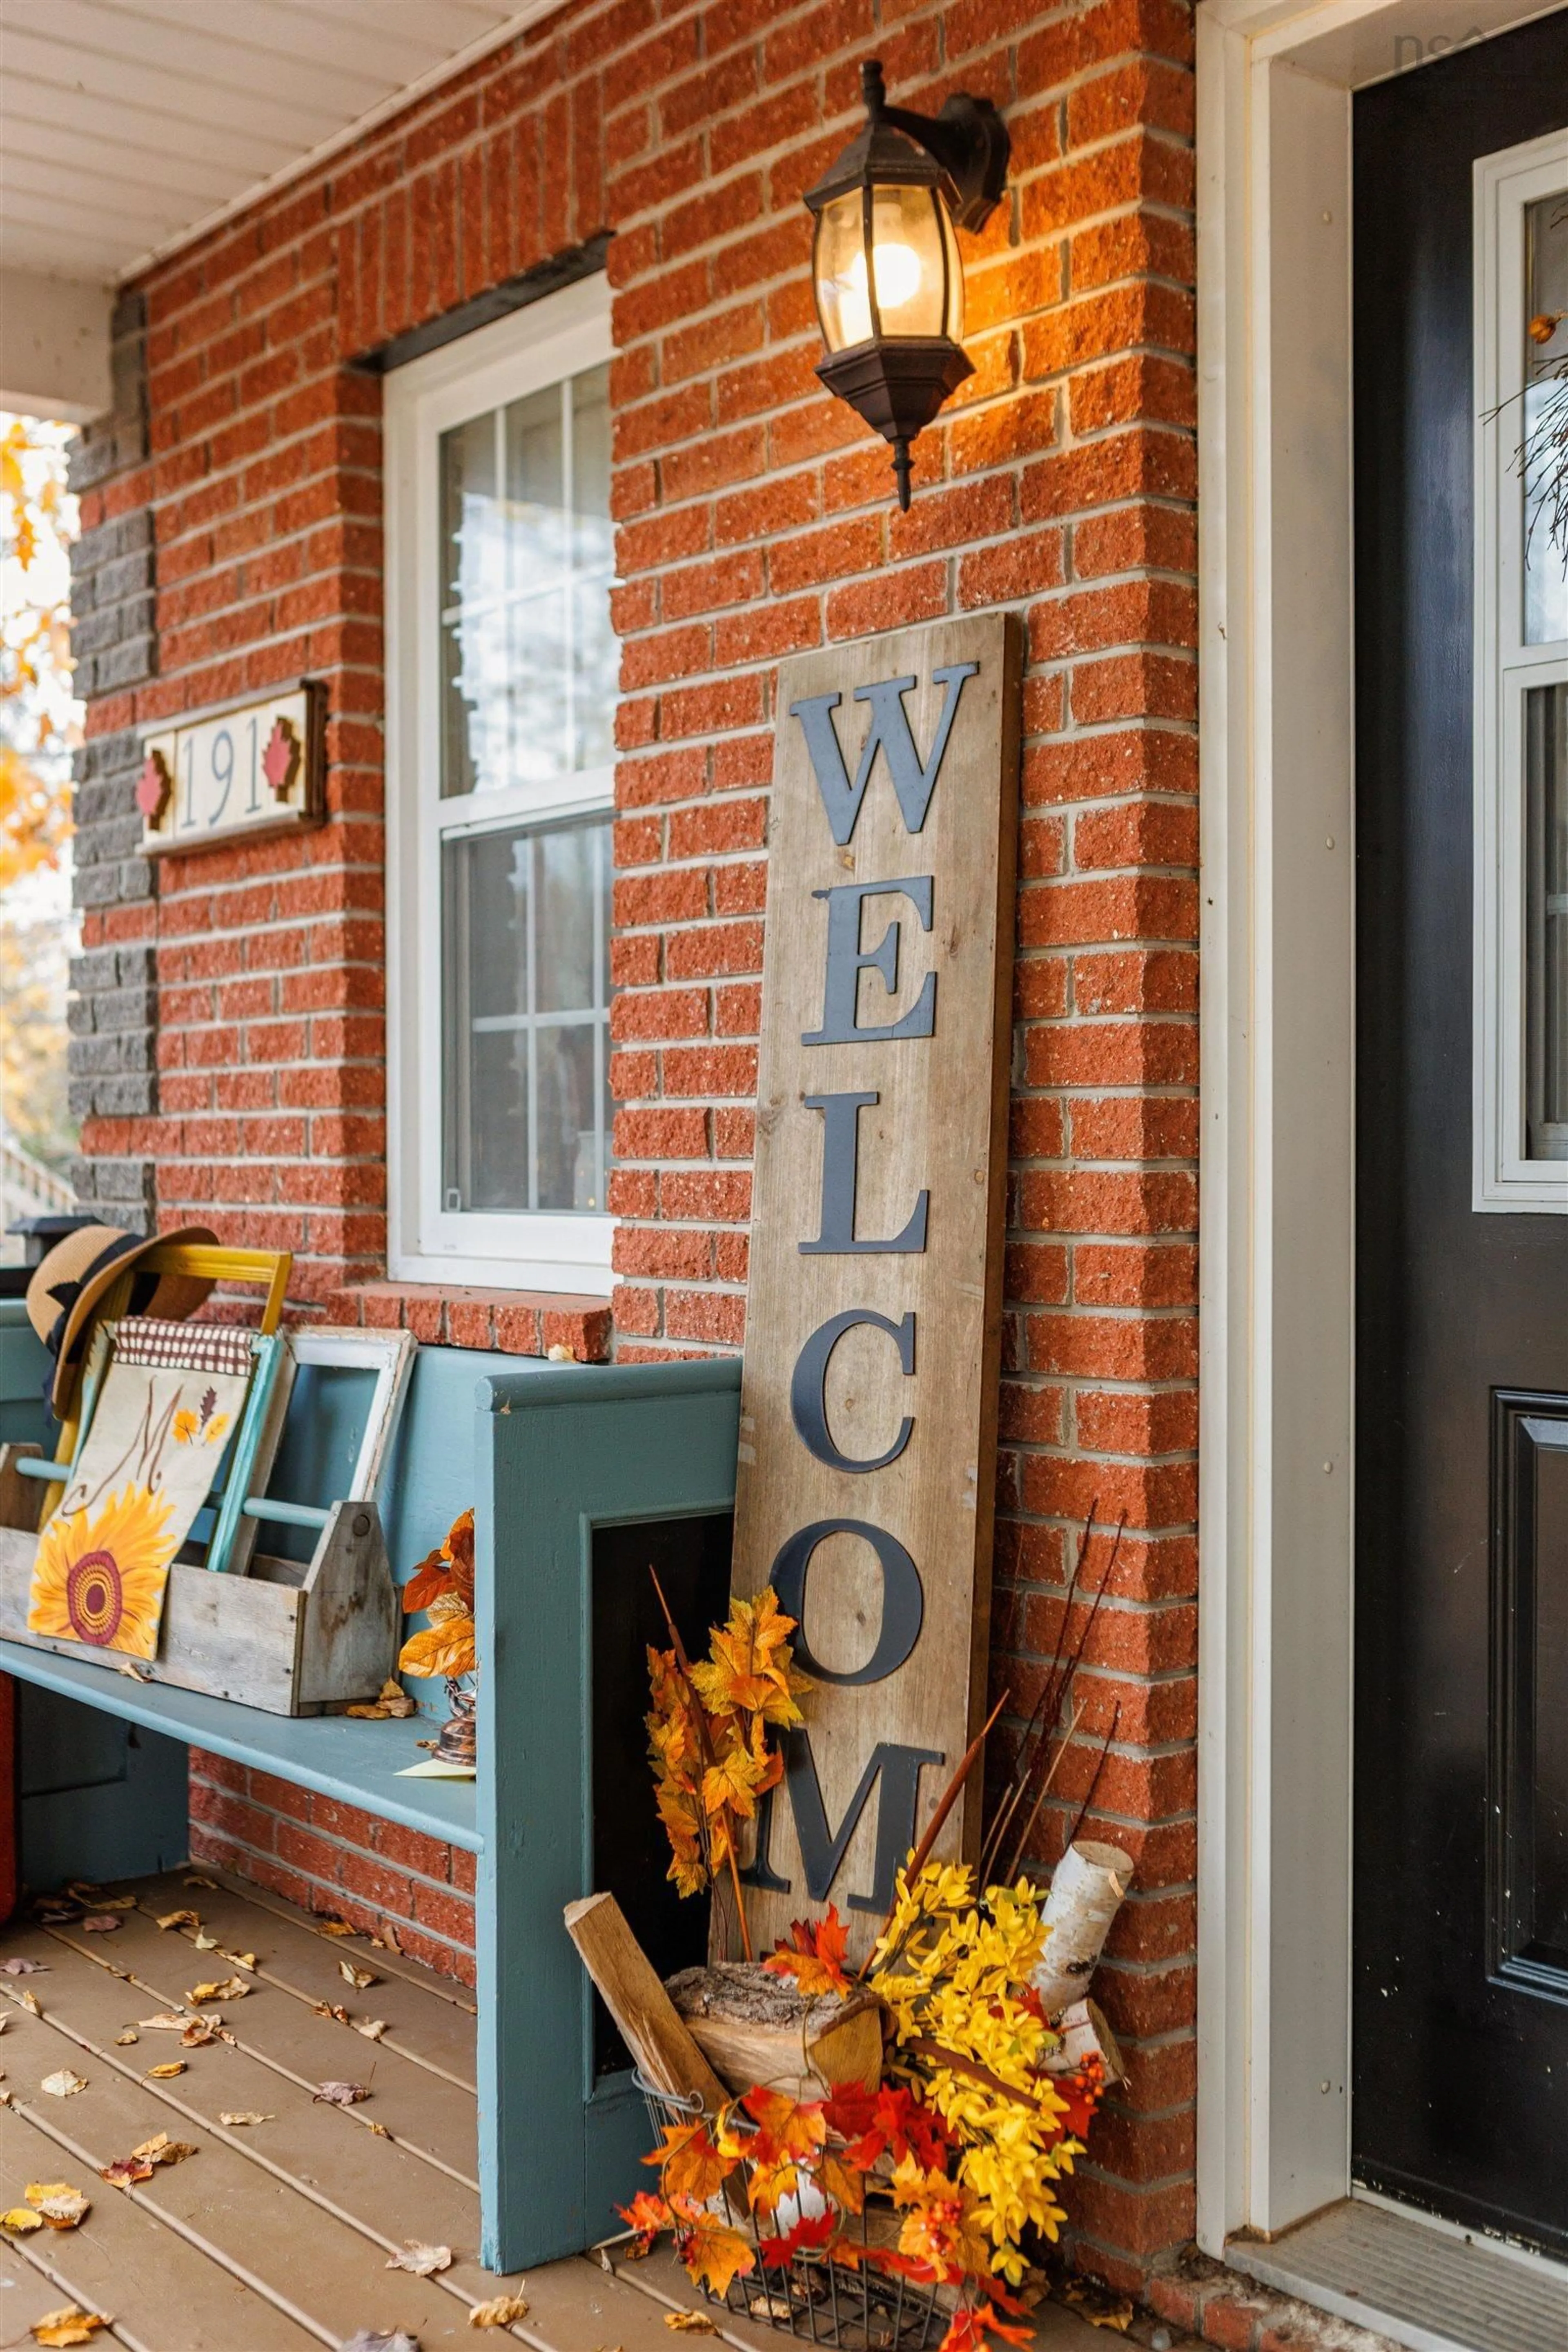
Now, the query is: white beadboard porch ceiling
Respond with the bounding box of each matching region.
[0,0,562,287]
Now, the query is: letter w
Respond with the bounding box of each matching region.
[790,662,978,845]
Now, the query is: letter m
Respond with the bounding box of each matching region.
[743,1730,944,1915]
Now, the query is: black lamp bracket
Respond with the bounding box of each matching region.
[862,61,1010,234]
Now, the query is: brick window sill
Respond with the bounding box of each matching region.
[323,1281,612,1361]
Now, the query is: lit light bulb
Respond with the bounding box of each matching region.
[843,239,924,314]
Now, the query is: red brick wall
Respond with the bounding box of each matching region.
[189,1753,477,1985]
[75,0,1198,2291]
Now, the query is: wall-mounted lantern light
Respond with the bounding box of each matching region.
[804,60,1009,510]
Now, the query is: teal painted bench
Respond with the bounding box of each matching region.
[0,1301,740,2270]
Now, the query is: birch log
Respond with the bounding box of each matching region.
[1031,1840,1132,2015]
[1038,1997,1126,2086]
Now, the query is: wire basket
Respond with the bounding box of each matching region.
[636,2075,948,2352]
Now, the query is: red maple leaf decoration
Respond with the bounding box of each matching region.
[136,749,171,822]
[262,715,300,798]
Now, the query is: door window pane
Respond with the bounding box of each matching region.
[441,815,611,1214]
[1527,682,1568,1158]
[439,361,614,797]
[1524,194,1568,646]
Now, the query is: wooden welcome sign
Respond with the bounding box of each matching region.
[733,613,1021,1957]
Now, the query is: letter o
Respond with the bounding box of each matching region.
[770,1519,924,1686]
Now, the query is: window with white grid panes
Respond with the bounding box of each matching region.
[387,279,616,1289]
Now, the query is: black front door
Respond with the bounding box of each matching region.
[1354,16,1568,2254]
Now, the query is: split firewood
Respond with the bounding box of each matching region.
[563,1893,726,2111]
[664,1962,883,2102]
[1031,1839,1133,2016]
[1038,1996,1126,2087]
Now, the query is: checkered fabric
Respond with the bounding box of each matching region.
[110,1317,256,1378]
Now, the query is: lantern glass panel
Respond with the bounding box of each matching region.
[815,184,957,350]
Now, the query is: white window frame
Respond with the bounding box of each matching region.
[1473,131,1568,1213]
[385,275,616,1292]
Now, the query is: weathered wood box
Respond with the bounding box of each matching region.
[0,1441,397,1717]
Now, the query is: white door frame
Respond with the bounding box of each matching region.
[1194,0,1560,2254]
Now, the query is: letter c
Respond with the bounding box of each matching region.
[790,1308,915,1472]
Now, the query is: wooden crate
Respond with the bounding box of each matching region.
[0,1442,397,1716]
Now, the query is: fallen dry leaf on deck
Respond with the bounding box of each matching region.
[386,2242,452,2276]
[662,2316,718,2335]
[33,2309,112,2346]
[0,1958,47,1974]
[469,2298,530,2329]
[146,2062,186,2079]
[185,1874,216,1889]
[78,1916,120,1934]
[157,1910,200,1932]
[346,1679,417,1721]
[373,1924,403,1955]
[115,1656,151,1681]
[218,2111,274,2127]
[131,2133,196,2166]
[318,1919,357,1937]
[99,2157,155,2189]
[339,1960,379,1990]
[314,2080,369,2105]
[192,1931,218,1951]
[221,1949,258,1971]
[341,2333,421,2352]
[188,1976,249,2005]
[354,2019,388,2042]
[314,2001,351,2025]
[16,1991,39,2016]
[27,2184,89,2229]
[0,2207,42,2233]
[40,2071,86,2098]
[114,2030,138,2046]
[181,2016,227,2047]
[366,2120,391,2137]
[89,1894,136,1911]
[1058,2279,1134,2332]
[138,2013,188,2030]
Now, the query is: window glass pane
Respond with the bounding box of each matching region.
[1527,681,1568,1158]
[441,815,611,1214]
[439,360,617,798]
[1524,193,1568,646]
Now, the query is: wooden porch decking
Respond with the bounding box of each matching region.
[0,1872,1113,2352]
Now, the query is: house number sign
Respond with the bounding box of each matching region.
[733,613,1021,1958]
[138,679,325,855]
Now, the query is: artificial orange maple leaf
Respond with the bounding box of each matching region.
[689,1588,808,1725]
[940,2293,1034,2352]
[739,2086,826,2165]
[701,1737,771,1822]
[891,2157,991,2285]
[762,1902,853,1996]
[756,2212,840,2268]
[645,2118,735,2205]
[817,2147,867,2216]
[618,2189,674,2251]
[1045,2054,1103,2144]
[444,1507,476,1606]
[673,2209,755,2299]
[402,1551,452,1614]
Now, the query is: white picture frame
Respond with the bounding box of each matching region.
[230,1327,416,1576]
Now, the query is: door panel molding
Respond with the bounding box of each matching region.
[1490,1388,1568,2003]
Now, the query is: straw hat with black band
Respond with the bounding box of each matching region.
[27,1223,219,1416]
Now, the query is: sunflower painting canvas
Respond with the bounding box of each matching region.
[28,1320,256,1661]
